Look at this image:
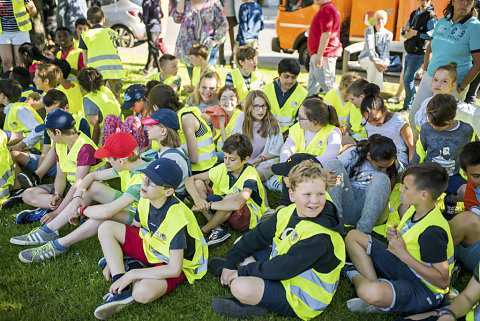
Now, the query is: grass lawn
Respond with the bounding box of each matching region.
[0,59,475,321]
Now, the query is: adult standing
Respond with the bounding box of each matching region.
[306,0,342,96]
[401,0,437,111]
[218,0,238,68]
[0,0,36,73]
[409,0,480,128]
[464,0,480,105]
[56,0,88,38]
[357,10,393,91]
[173,0,228,78]
[140,0,162,75]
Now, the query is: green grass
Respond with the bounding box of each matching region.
[0,59,475,321]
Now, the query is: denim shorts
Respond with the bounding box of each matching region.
[369,236,443,313]
[0,30,30,45]
[26,154,57,177]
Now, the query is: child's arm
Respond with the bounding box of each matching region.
[9,107,43,151]
[400,123,415,162]
[6,131,23,145]
[386,226,450,289]
[40,163,67,224]
[438,274,480,320]
[185,171,211,210]
[53,165,92,217]
[109,249,184,294]
[81,194,136,220]
[209,187,252,212]
[280,134,296,163]
[85,114,100,145]
[181,114,200,164]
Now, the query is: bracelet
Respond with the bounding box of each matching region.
[53,193,62,199]
[437,308,456,320]
[208,201,213,211]
[260,155,267,162]
[79,205,88,218]
[72,195,83,200]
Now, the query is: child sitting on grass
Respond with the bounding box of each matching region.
[150,54,182,93]
[185,134,266,248]
[0,130,23,206]
[413,94,475,219]
[345,162,454,315]
[184,44,217,93]
[209,160,345,319]
[13,132,148,263]
[323,71,360,129]
[344,78,370,144]
[93,158,208,320]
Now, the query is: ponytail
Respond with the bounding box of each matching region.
[326,104,341,129]
[360,83,385,116]
[302,97,341,129]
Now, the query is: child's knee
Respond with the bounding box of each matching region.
[97,220,117,237]
[194,179,206,193]
[22,187,42,202]
[357,283,386,306]
[230,279,253,302]
[346,229,370,250]
[132,285,157,304]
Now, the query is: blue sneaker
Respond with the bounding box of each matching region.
[94,289,134,320]
[15,208,48,224]
[98,256,146,271]
[207,228,231,248]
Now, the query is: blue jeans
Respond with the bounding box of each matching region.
[403,54,425,110]
[208,45,219,66]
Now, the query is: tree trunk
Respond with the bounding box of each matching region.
[29,0,47,50]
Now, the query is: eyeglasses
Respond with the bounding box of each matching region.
[253,104,267,111]
[296,115,309,121]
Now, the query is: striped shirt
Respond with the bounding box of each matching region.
[0,0,31,32]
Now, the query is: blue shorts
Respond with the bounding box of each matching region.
[445,174,467,195]
[368,236,443,313]
[251,248,297,318]
[26,154,57,177]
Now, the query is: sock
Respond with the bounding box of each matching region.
[53,239,68,251]
[40,225,54,234]
[128,261,144,270]
[112,273,125,283]
[345,265,360,283]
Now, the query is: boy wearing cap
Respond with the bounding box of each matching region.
[10,109,105,247]
[93,158,208,320]
[141,109,191,198]
[12,132,150,263]
[185,134,267,248]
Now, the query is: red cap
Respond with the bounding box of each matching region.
[94,132,138,159]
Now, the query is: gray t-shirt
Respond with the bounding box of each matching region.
[413,121,474,175]
[83,97,103,123]
[338,147,384,190]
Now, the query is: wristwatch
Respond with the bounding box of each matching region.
[457,84,466,92]
[437,308,457,320]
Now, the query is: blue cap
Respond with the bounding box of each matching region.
[139,158,183,189]
[35,109,75,132]
[141,109,179,131]
[121,84,146,110]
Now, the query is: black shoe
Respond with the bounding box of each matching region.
[17,172,40,189]
[209,257,226,277]
[1,189,25,209]
[211,297,268,318]
[443,194,457,220]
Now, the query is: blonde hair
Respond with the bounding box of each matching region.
[288,160,327,191]
[242,90,280,140]
[187,70,221,106]
[36,63,62,87]
[374,10,388,22]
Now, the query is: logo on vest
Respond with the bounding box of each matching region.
[155,231,167,241]
[317,140,324,148]
[233,186,240,194]
[290,101,298,107]
[290,230,299,243]
[9,122,18,128]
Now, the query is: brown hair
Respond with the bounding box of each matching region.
[87,6,104,24]
[112,147,141,162]
[427,93,457,127]
[434,62,458,84]
[217,85,240,109]
[146,83,183,115]
[401,162,449,200]
[236,46,258,65]
[346,78,369,97]
[189,44,209,60]
[78,67,103,92]
[289,160,327,191]
[242,90,280,140]
[339,72,360,91]
[302,97,341,128]
[443,0,478,19]
[222,133,253,161]
[48,127,78,136]
[36,63,62,87]
[187,70,220,106]
[156,124,181,148]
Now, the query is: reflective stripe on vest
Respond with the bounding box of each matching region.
[4,102,43,151]
[0,0,32,34]
[289,123,337,156]
[209,163,266,228]
[216,109,242,151]
[82,28,125,79]
[349,105,367,140]
[397,205,455,295]
[271,203,345,320]
[231,69,263,101]
[178,106,217,171]
[137,197,209,283]
[55,133,106,184]
[263,82,307,133]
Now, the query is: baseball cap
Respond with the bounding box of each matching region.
[141,109,180,130]
[94,132,138,159]
[35,109,75,132]
[121,84,146,110]
[138,158,183,189]
[271,153,321,176]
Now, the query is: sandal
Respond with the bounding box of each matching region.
[387,97,402,104]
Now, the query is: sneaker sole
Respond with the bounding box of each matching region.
[211,298,268,318]
[207,233,231,249]
[9,231,59,246]
[94,297,135,320]
[17,173,35,189]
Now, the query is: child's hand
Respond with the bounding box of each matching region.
[109,272,132,294]
[326,169,340,187]
[183,85,194,93]
[250,157,263,167]
[220,268,238,286]
[191,199,210,212]
[385,224,398,242]
[49,194,62,210]
[70,197,84,217]
[387,227,407,258]
[40,210,58,225]
[103,265,111,281]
